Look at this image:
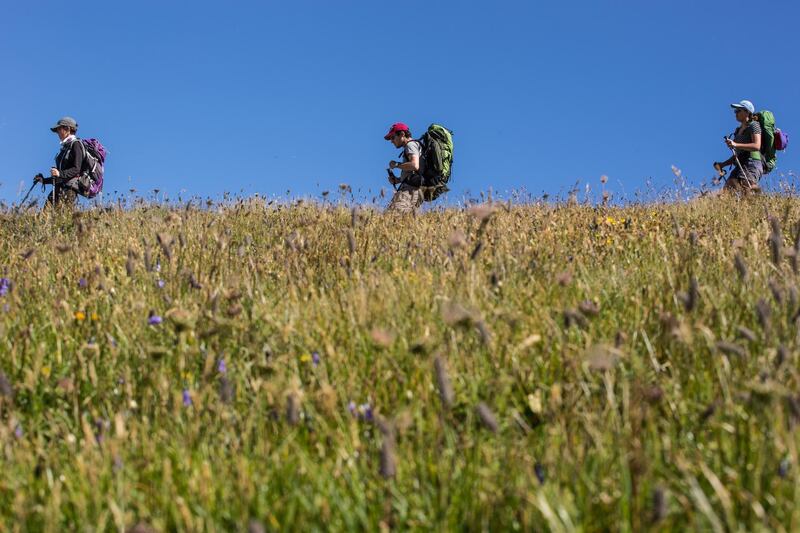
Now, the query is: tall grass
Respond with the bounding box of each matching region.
[1,193,799,531]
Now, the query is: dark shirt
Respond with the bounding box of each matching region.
[55,138,85,184]
[733,121,762,162]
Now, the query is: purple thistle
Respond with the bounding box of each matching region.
[156,279,165,289]
[312,351,320,366]
[217,358,227,374]
[148,313,163,326]
[182,389,192,406]
[78,277,88,288]
[0,278,10,297]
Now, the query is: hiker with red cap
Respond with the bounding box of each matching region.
[384,122,426,213]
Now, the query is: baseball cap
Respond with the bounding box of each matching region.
[384,122,410,140]
[730,100,755,114]
[50,116,78,132]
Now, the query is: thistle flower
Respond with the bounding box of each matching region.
[182,389,192,406]
[148,312,162,326]
[217,358,227,374]
[312,351,320,366]
[78,277,88,289]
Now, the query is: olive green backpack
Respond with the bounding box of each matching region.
[418,124,454,201]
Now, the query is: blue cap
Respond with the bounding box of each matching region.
[731,100,755,114]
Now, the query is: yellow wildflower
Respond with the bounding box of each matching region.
[74,311,86,321]
[41,366,51,378]
[300,353,312,363]
[91,312,99,321]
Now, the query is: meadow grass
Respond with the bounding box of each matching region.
[1,194,800,531]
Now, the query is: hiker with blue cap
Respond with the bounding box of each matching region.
[713,100,764,193]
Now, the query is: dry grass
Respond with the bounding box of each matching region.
[1,193,800,531]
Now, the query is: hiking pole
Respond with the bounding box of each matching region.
[19,181,38,205]
[387,168,400,191]
[726,136,755,187]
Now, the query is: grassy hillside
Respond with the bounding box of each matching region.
[1,195,800,531]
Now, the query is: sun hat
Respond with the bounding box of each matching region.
[50,116,78,132]
[730,100,755,114]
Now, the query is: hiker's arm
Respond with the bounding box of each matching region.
[394,154,420,172]
[726,133,761,152]
[718,156,735,167]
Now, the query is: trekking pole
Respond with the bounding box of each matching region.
[387,168,400,191]
[726,136,755,187]
[19,182,38,206]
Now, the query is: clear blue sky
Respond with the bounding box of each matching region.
[1,0,797,205]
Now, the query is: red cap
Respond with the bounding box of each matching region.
[384,122,410,140]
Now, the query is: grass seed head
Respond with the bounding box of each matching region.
[476,402,499,433]
[734,253,748,281]
[433,355,454,409]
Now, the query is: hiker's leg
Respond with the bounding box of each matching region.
[387,185,423,214]
[44,186,78,210]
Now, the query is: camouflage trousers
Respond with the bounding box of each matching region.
[387,184,423,214]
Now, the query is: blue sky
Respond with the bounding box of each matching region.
[1,0,797,205]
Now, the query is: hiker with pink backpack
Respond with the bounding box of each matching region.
[30,116,106,209]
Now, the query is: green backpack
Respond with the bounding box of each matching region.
[418,124,454,200]
[756,110,777,173]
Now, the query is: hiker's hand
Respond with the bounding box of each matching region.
[725,138,735,149]
[389,160,400,169]
[33,173,44,184]
[50,167,60,178]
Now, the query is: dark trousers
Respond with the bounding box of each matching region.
[44,185,78,210]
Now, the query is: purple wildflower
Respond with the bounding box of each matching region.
[148,313,162,326]
[0,278,10,297]
[156,279,165,289]
[312,351,320,366]
[14,424,23,438]
[360,403,373,422]
[182,389,192,406]
[217,358,227,374]
[78,277,88,288]
[348,401,357,416]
